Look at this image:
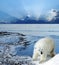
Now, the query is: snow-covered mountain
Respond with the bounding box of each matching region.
[14,9,59,24]
[0,11,20,24]
[0,9,59,24]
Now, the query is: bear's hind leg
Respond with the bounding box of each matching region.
[50,48,55,57]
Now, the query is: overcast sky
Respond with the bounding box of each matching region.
[0,0,59,18]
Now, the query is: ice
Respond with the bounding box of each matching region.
[0,35,19,44]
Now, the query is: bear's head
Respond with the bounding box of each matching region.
[38,48,44,56]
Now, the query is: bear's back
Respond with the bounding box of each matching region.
[34,37,55,52]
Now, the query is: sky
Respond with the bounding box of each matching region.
[0,0,59,19]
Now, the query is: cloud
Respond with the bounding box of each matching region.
[46,9,58,21]
[25,9,41,20]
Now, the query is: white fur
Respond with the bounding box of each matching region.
[32,37,55,63]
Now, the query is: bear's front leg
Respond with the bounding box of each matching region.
[39,54,47,63]
[32,51,39,61]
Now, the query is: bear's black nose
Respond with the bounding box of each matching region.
[41,51,43,54]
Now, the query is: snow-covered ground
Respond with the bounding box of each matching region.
[0,24,59,36]
[32,54,59,65]
[0,53,59,65]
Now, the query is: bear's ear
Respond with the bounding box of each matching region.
[41,51,43,54]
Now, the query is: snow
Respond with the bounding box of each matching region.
[34,54,59,65]
[1,54,59,65]
[43,54,59,65]
[0,24,59,36]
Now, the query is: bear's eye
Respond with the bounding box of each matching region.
[41,51,43,54]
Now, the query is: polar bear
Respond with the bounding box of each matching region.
[32,37,55,63]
